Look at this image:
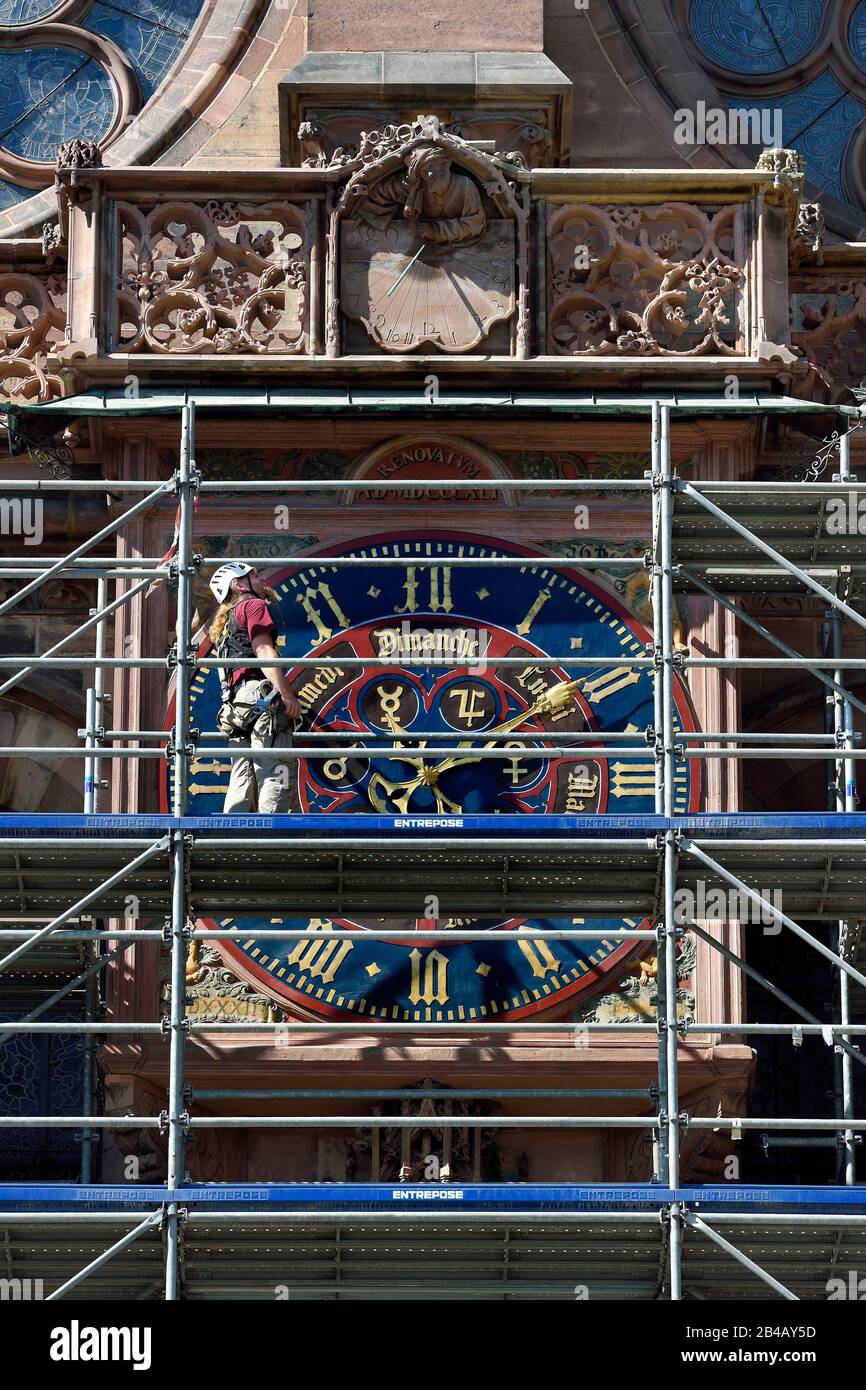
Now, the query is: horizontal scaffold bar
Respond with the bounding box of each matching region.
[6,745,866,767]
[64,730,861,744]
[191,1088,656,1101]
[2,1019,863,1035]
[682,1023,866,1035]
[3,1021,656,1033]
[7,476,863,494]
[8,654,866,671]
[0,477,655,493]
[688,1118,866,1130]
[2,1115,663,1130]
[0,928,656,942]
[4,561,864,581]
[0,655,654,668]
[0,1117,160,1129]
[6,744,864,762]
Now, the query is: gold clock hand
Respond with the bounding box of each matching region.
[366,708,433,811]
[368,681,580,813]
[380,709,430,773]
[431,783,464,815]
[368,770,426,815]
[430,680,581,777]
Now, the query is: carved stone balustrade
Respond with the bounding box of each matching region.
[0,127,850,402]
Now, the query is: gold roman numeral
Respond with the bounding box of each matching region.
[296,581,350,646]
[408,948,449,1005]
[396,565,453,614]
[287,920,354,982]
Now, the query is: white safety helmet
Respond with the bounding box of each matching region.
[210,562,254,604]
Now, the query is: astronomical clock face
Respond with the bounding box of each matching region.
[166,532,699,1021]
[341,219,515,353]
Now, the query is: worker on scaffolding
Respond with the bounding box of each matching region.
[208,562,301,813]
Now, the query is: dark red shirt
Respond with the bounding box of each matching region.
[227,597,277,690]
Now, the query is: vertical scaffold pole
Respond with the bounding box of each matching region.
[833,428,858,1184]
[165,401,196,1300]
[83,688,97,813]
[651,400,664,818]
[94,575,106,813]
[651,401,668,1188]
[832,612,857,1184]
[660,404,682,1299]
[80,953,96,1183]
[82,577,106,1175]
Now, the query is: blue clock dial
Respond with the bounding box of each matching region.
[166,532,699,1020]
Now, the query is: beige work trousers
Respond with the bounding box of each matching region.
[222,679,293,814]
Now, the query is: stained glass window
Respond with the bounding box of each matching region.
[0,176,32,211]
[688,0,866,214]
[722,73,866,204]
[0,0,62,22]
[0,1017,83,1180]
[84,0,201,104]
[849,0,866,73]
[0,46,115,162]
[0,1,201,219]
[689,0,826,74]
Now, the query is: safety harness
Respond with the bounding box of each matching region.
[215,604,280,737]
[216,606,261,703]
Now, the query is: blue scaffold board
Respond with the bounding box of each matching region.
[0,1183,864,1215]
[0,813,864,840]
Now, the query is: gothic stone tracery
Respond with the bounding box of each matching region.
[547,203,744,356]
[0,268,66,402]
[116,200,309,356]
[790,272,866,404]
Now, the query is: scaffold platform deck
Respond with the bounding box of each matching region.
[1,814,864,920]
[0,1186,863,1301]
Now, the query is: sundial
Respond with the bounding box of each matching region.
[340,145,516,352]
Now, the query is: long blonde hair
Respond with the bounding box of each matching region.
[208,581,279,647]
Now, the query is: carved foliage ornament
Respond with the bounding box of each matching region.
[792,201,825,267]
[755,146,806,190]
[573,931,697,1025]
[56,138,102,172]
[116,199,308,356]
[791,275,866,404]
[174,941,285,1025]
[0,269,66,404]
[548,203,744,357]
[299,111,550,171]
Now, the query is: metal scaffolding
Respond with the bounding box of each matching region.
[0,394,864,1300]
